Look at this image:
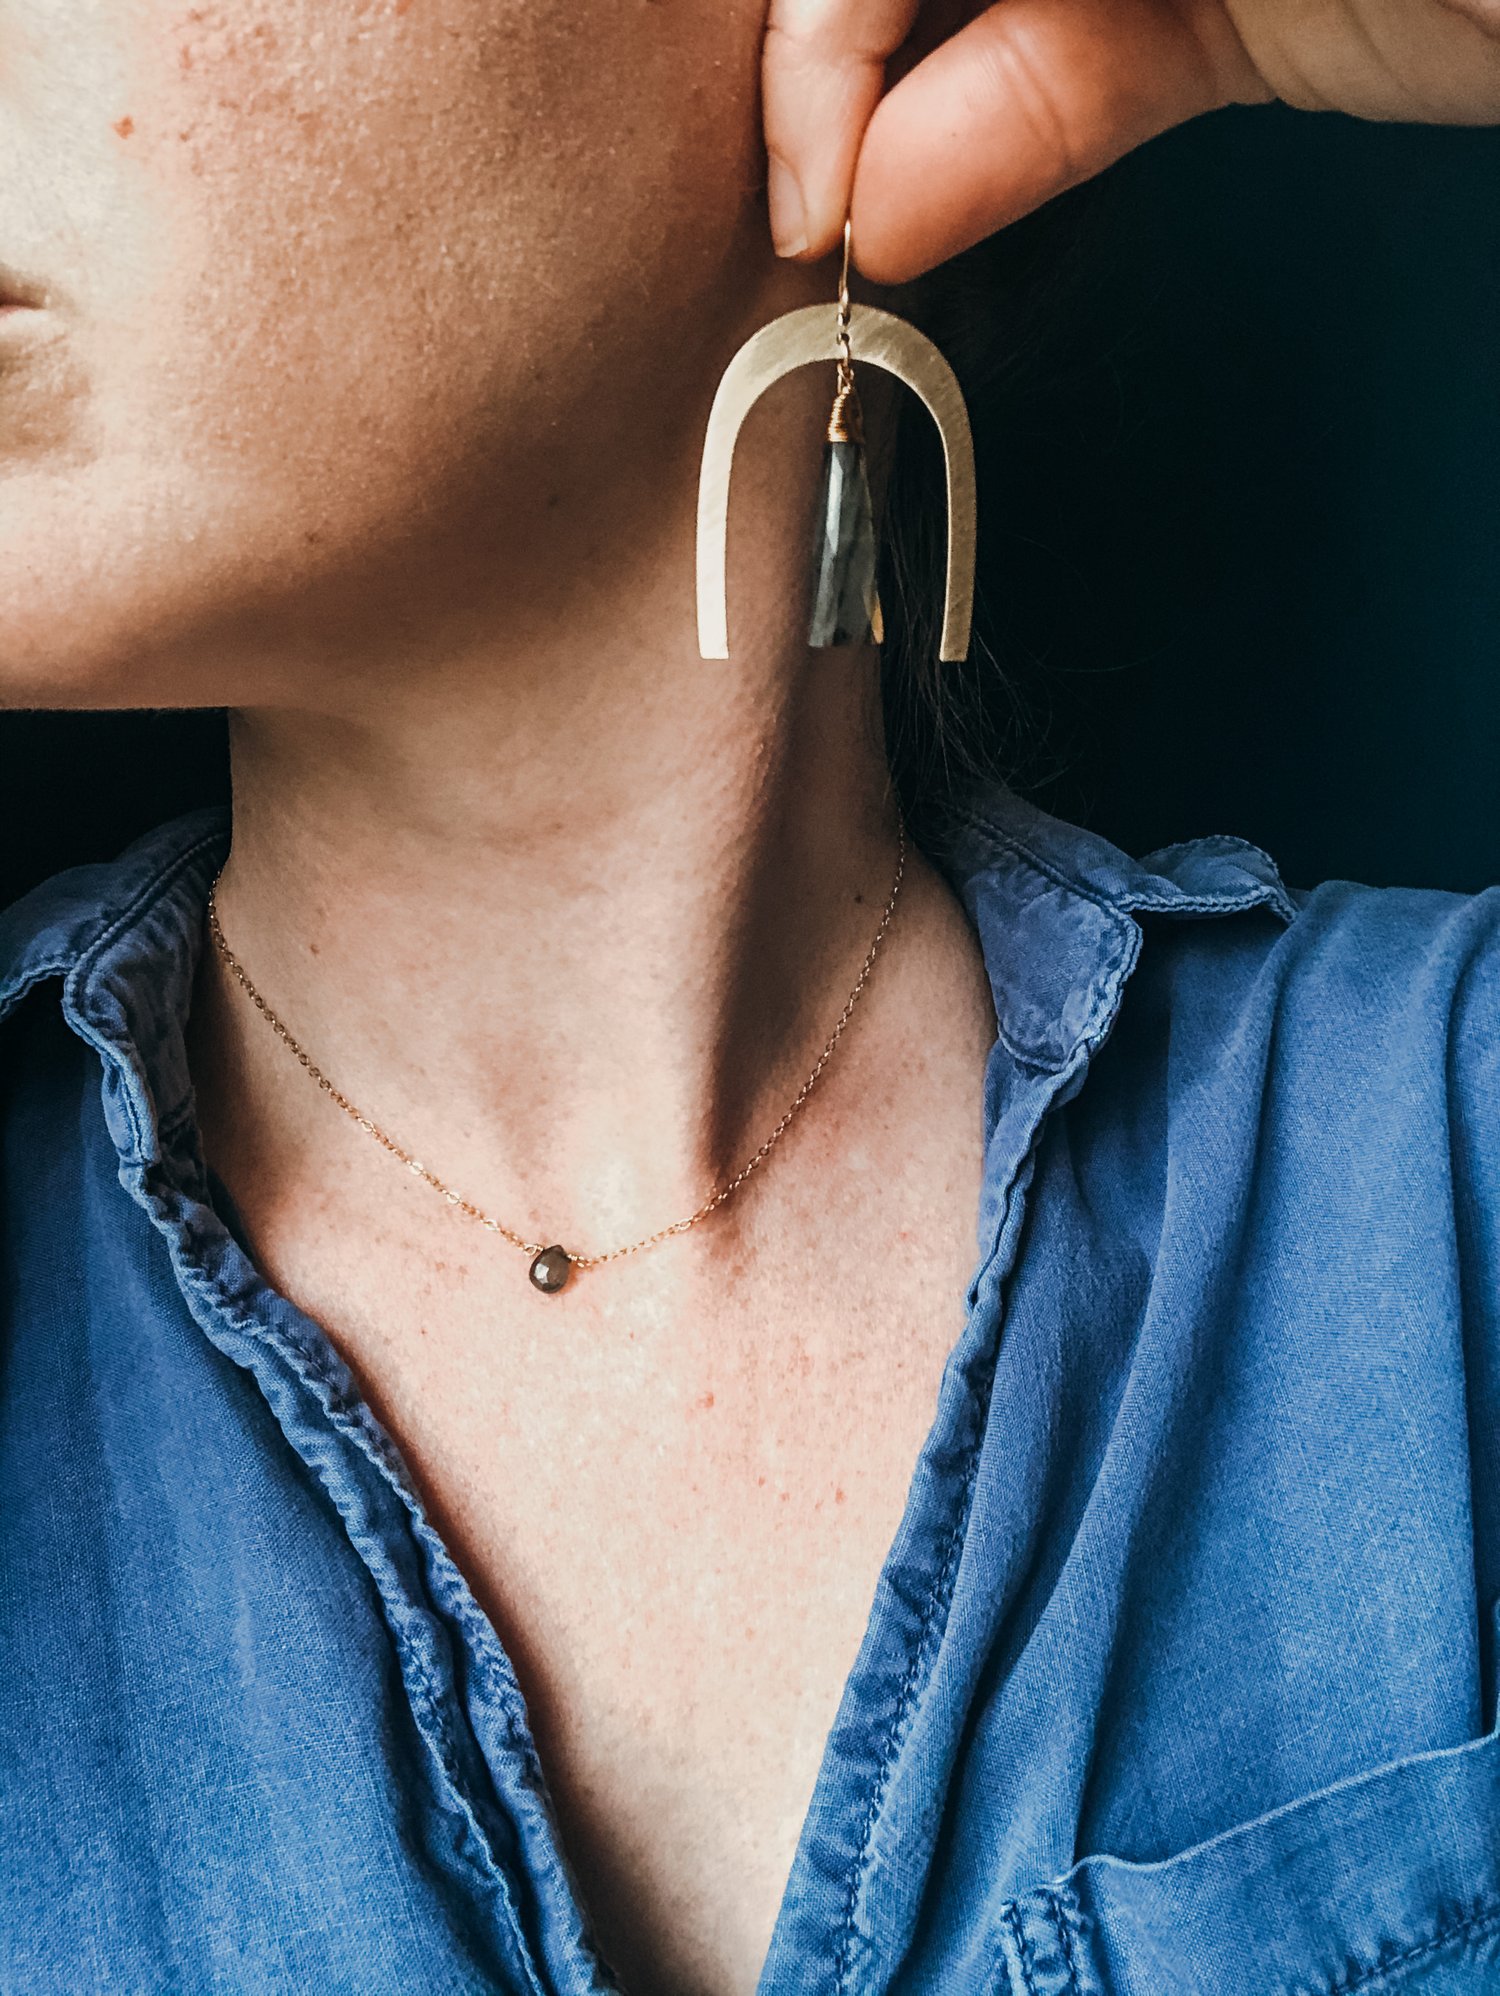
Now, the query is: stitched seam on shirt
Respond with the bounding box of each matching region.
[1126,832,1298,919]
[1127,889,1264,912]
[949,809,1290,936]
[59,826,231,1157]
[65,824,228,979]
[1005,1902,1040,1996]
[828,1088,1072,1992]
[832,1448,978,1994]
[828,997,1112,1989]
[1320,1897,1500,1995]
[950,806,1131,924]
[951,805,1294,930]
[1143,831,1285,873]
[1050,1886,1082,1994]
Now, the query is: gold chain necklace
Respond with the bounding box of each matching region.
[204,815,906,1295]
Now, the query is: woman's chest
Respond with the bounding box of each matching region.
[256,1219,976,1995]
[425,1416,928,1994]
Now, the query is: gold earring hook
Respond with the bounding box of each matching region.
[835,216,853,384]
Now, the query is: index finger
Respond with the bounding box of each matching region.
[762,0,924,259]
[850,0,1273,283]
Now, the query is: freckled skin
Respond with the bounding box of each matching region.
[1,11,1000,1991]
[0,0,768,705]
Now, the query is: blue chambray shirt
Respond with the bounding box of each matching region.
[3,781,1500,1996]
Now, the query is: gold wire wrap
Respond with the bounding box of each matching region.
[826,377,864,446]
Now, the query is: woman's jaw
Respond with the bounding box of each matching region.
[0,0,921,1257]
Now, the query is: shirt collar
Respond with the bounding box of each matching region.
[936,779,1295,1073]
[0,805,232,1168]
[0,779,1296,1166]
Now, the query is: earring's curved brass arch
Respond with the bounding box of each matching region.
[696,302,975,662]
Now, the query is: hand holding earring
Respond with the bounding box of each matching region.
[759,0,1500,286]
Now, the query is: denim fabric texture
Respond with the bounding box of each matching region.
[3,783,1500,1995]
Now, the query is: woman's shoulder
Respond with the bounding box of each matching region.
[939,783,1500,1082]
[1134,849,1500,1097]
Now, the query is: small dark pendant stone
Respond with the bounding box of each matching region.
[808,440,879,648]
[528,1246,573,1294]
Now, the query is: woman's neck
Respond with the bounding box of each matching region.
[199,356,937,1261]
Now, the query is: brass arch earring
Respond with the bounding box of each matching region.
[696,218,976,662]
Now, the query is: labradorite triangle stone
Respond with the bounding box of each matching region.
[808,441,878,648]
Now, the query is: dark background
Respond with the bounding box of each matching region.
[3,102,1497,903]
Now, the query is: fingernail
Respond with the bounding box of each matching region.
[767,155,809,258]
